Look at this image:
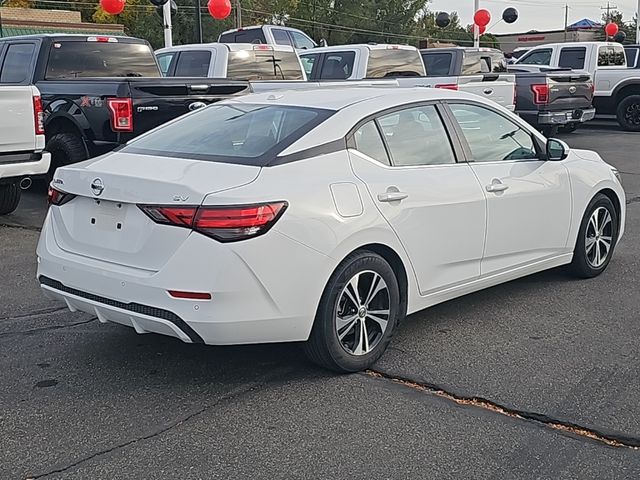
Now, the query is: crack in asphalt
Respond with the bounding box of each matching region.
[0,306,68,322]
[366,369,640,450]
[0,222,42,232]
[24,369,291,479]
[0,317,97,338]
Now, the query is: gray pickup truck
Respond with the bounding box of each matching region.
[422,47,595,135]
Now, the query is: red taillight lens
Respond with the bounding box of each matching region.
[47,185,75,206]
[107,97,133,132]
[168,290,212,300]
[435,84,458,91]
[33,95,44,135]
[138,202,287,242]
[531,84,550,105]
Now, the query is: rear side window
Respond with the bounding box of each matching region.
[290,31,316,50]
[300,53,318,77]
[518,49,552,66]
[156,52,175,76]
[462,52,507,74]
[219,30,266,44]
[598,46,626,66]
[559,47,586,69]
[352,121,390,165]
[625,48,638,68]
[227,49,303,80]
[46,41,160,78]
[0,43,35,84]
[423,53,452,76]
[366,49,425,78]
[123,104,333,165]
[320,52,355,80]
[173,51,211,77]
[272,29,292,46]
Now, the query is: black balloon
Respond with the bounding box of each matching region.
[436,12,451,28]
[613,31,626,43]
[150,0,168,6]
[502,7,518,24]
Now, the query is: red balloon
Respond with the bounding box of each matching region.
[474,9,491,27]
[100,0,125,15]
[208,0,231,19]
[479,25,487,35]
[605,22,619,37]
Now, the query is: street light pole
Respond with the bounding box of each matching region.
[636,0,639,44]
[473,0,480,47]
[163,0,173,47]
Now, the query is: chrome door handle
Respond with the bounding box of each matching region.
[378,192,408,202]
[486,183,509,193]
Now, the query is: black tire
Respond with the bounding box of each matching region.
[616,95,640,132]
[541,126,559,137]
[303,251,401,373]
[559,123,579,134]
[0,182,21,215]
[569,193,619,278]
[45,133,87,183]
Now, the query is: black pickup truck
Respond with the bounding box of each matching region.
[0,34,249,175]
[421,47,595,135]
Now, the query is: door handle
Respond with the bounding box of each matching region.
[486,183,509,193]
[377,192,408,203]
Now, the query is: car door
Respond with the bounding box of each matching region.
[445,102,572,275]
[348,104,486,295]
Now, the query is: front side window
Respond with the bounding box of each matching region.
[123,104,333,165]
[449,103,538,162]
[290,31,316,50]
[422,52,452,76]
[559,47,586,69]
[173,51,211,77]
[0,43,35,83]
[227,49,303,80]
[352,121,390,165]
[518,49,552,66]
[320,52,355,80]
[598,46,626,67]
[272,29,292,46]
[366,48,425,78]
[377,105,456,166]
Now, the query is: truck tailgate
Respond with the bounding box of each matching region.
[458,74,516,110]
[0,85,37,154]
[546,73,593,111]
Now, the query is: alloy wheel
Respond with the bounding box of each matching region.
[625,103,640,126]
[585,206,613,268]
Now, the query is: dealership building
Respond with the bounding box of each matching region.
[494,19,602,53]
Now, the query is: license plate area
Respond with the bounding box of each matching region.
[89,199,127,231]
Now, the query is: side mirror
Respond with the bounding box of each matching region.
[319,38,328,48]
[546,138,569,161]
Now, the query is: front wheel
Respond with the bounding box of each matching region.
[616,95,640,132]
[304,251,401,373]
[0,182,21,215]
[569,194,618,278]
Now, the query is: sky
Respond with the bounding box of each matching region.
[428,0,639,34]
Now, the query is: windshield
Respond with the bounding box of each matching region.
[46,41,160,78]
[122,103,334,166]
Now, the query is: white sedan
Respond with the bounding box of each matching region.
[37,88,625,372]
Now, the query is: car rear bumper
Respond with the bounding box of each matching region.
[36,210,332,345]
[534,107,596,125]
[0,151,50,182]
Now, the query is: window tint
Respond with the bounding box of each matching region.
[518,49,552,65]
[449,104,538,162]
[598,46,626,66]
[422,52,452,76]
[462,52,507,74]
[219,30,266,44]
[45,41,160,78]
[123,104,333,165]
[320,52,355,79]
[227,49,303,80]
[367,48,425,78]
[290,31,316,50]
[173,51,211,77]
[352,121,389,165]
[156,53,175,76]
[272,29,292,46]
[0,43,35,83]
[300,53,318,77]
[377,105,455,166]
[559,47,586,69]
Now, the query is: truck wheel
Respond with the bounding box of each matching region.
[45,133,87,183]
[541,126,559,137]
[0,182,22,215]
[559,123,579,134]
[616,95,640,132]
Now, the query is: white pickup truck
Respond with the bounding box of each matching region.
[514,41,640,131]
[0,85,50,215]
[300,44,516,110]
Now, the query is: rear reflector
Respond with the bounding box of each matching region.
[138,201,288,242]
[168,290,212,300]
[435,84,458,91]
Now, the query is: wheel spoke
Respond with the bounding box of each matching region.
[364,273,386,307]
[367,313,388,331]
[353,320,365,355]
[362,319,370,354]
[595,241,601,266]
[337,316,359,341]
[591,212,599,233]
[599,210,611,235]
[336,313,358,330]
[585,236,596,253]
[344,276,361,308]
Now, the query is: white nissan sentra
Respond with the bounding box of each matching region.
[37,88,625,372]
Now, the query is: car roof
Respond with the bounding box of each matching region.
[156,43,296,54]
[219,25,307,34]
[0,34,143,42]
[300,44,418,55]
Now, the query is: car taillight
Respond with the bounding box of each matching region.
[531,84,550,105]
[33,95,44,135]
[107,97,133,132]
[435,84,458,91]
[138,202,287,242]
[47,185,75,206]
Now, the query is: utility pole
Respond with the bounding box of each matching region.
[234,0,242,29]
[564,4,569,42]
[195,0,203,43]
[600,2,617,23]
[636,0,639,44]
[163,1,173,47]
[473,0,479,48]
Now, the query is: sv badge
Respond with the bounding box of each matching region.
[172,194,190,202]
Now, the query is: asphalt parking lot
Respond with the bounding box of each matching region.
[1,121,639,479]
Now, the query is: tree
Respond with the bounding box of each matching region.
[596,10,636,43]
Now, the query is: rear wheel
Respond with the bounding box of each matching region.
[569,194,618,278]
[559,123,579,134]
[304,251,400,373]
[541,126,559,137]
[0,182,21,215]
[45,133,87,184]
[616,95,640,132]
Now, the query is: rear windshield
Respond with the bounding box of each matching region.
[366,49,425,78]
[219,30,267,44]
[226,49,304,80]
[122,104,334,166]
[462,52,507,74]
[45,41,160,78]
[422,52,452,76]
